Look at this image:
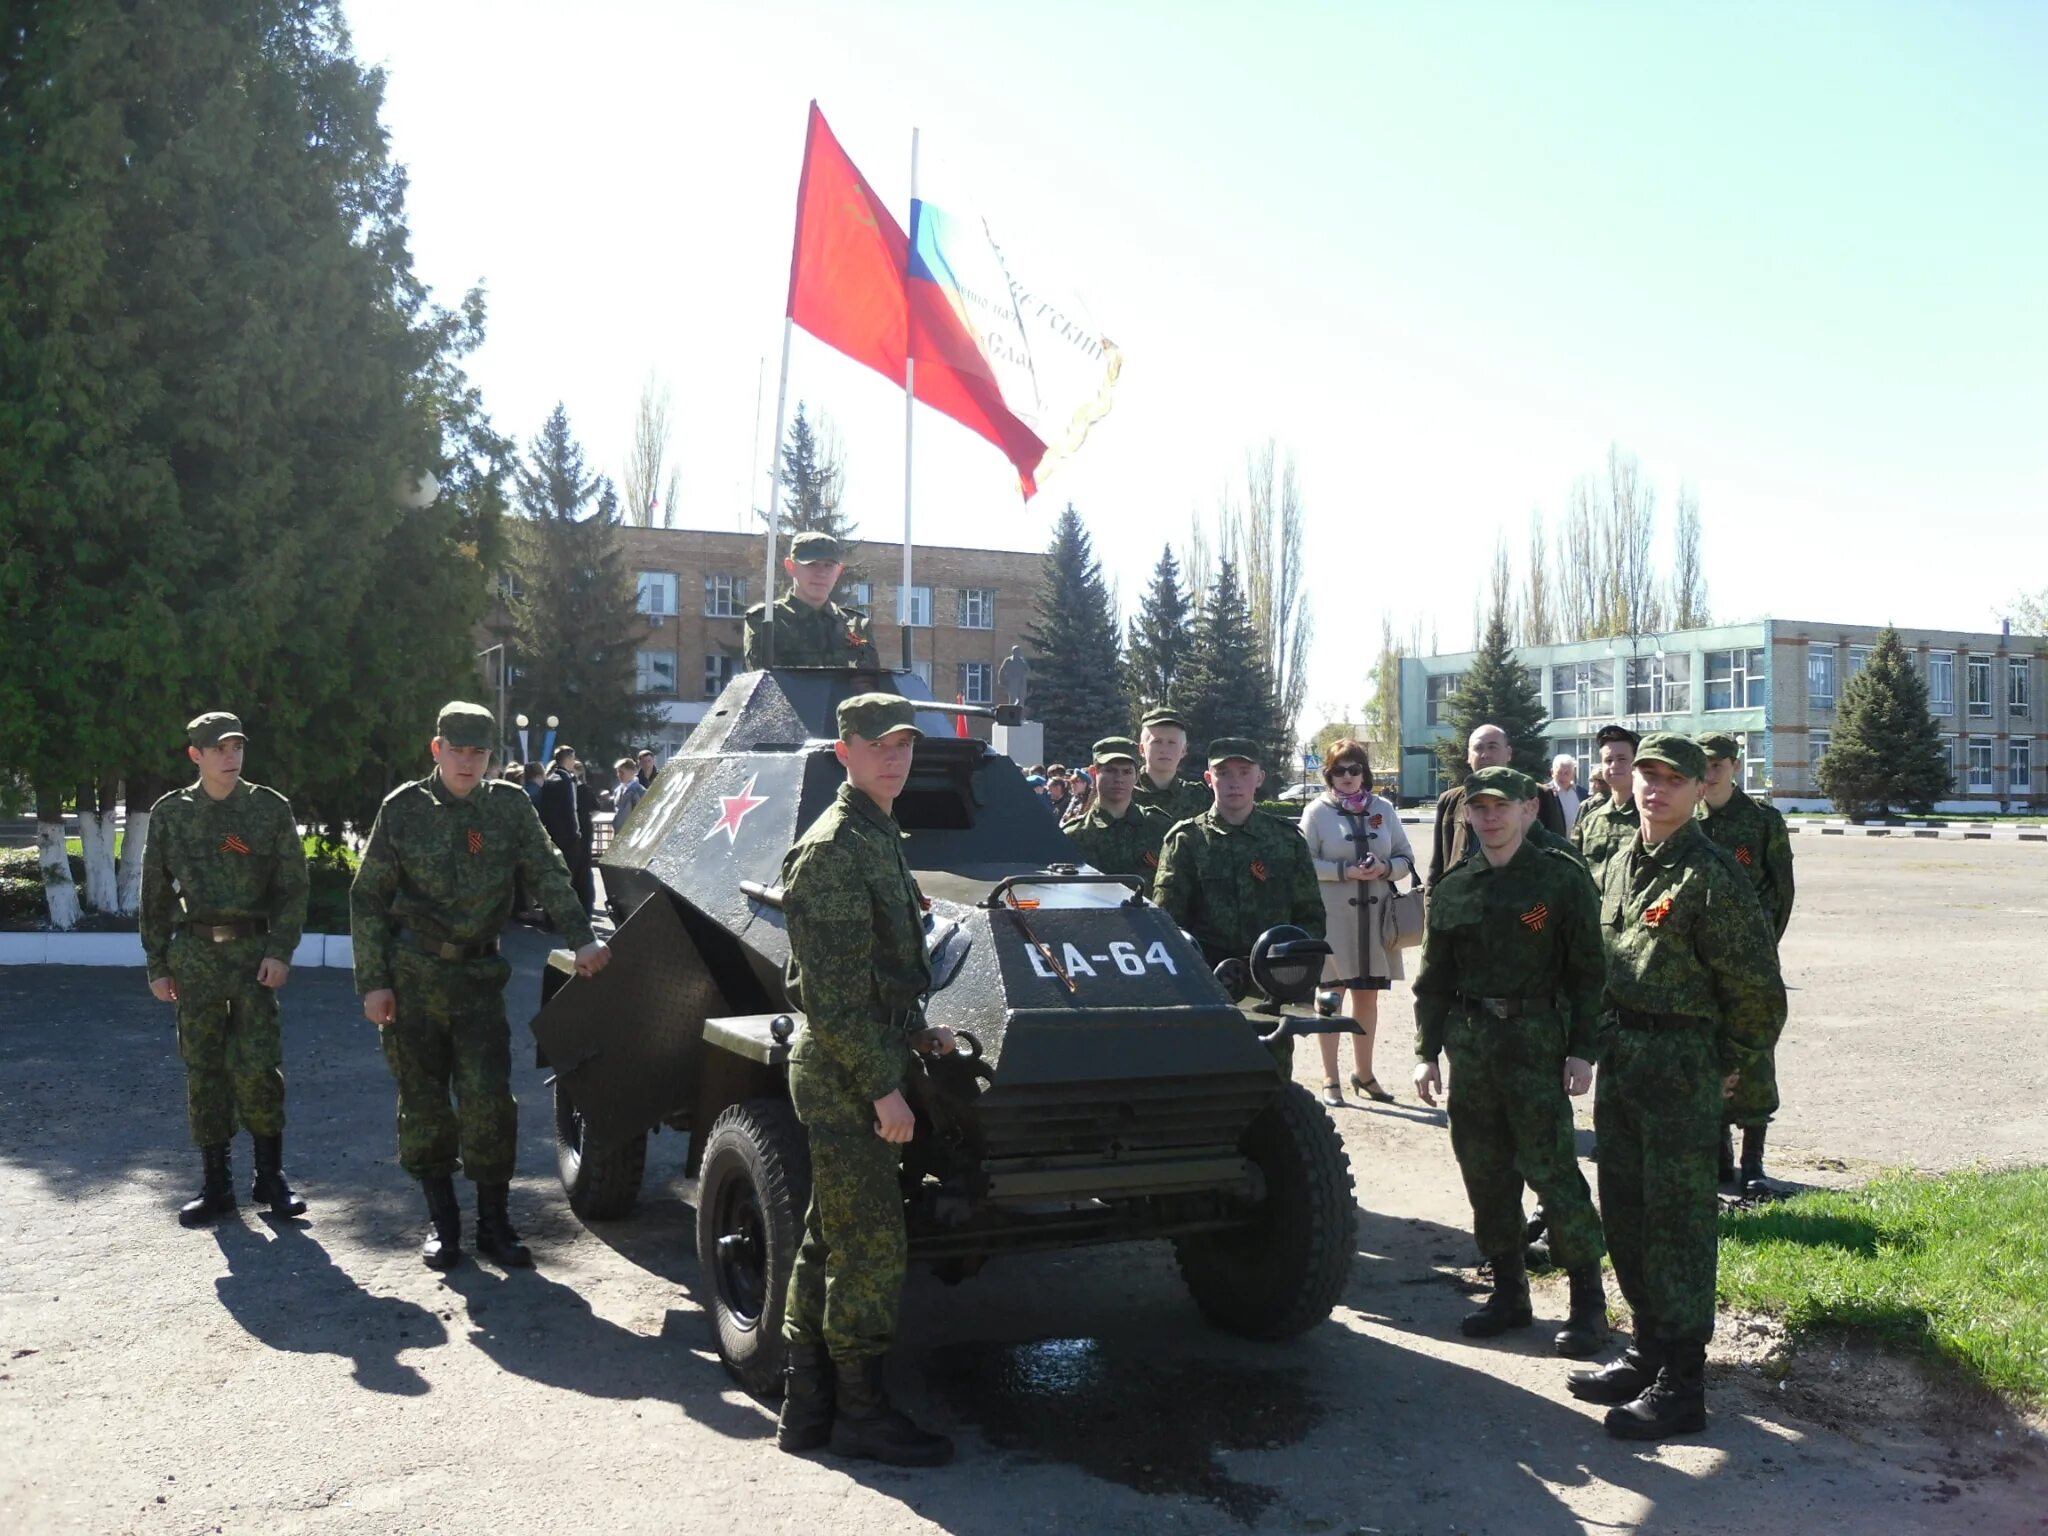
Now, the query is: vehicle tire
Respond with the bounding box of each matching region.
[1173,1080,1356,1339]
[554,1078,648,1220]
[696,1098,811,1399]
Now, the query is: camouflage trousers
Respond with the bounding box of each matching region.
[1595,1022,1722,1343]
[170,933,285,1145]
[783,1058,907,1365]
[1445,1010,1604,1270]
[1722,1045,1780,1129]
[379,949,516,1184]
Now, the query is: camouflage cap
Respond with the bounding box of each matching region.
[1206,737,1262,768]
[1091,735,1140,766]
[1465,765,1537,802]
[435,700,497,750]
[186,712,246,749]
[1139,706,1190,733]
[1696,730,1743,761]
[1635,731,1707,780]
[837,692,923,741]
[789,531,845,565]
[1595,723,1642,749]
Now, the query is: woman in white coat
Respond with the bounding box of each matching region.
[1298,739,1416,1106]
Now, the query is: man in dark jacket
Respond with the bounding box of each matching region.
[537,747,588,921]
[1428,724,1566,887]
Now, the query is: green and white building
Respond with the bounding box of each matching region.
[1399,619,2046,812]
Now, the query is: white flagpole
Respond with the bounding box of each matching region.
[900,126,920,674]
[761,317,794,665]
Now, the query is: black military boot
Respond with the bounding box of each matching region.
[179,1143,237,1227]
[249,1133,306,1218]
[827,1356,954,1467]
[1460,1249,1533,1338]
[1718,1125,1737,1186]
[1568,1317,1661,1404]
[1740,1124,1772,1200]
[776,1341,835,1453]
[1605,1338,1708,1440]
[1553,1264,1609,1358]
[419,1175,463,1270]
[474,1181,533,1268]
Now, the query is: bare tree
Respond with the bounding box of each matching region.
[1603,444,1660,638]
[1224,440,1314,745]
[1488,535,1516,646]
[622,372,681,529]
[1560,474,1602,640]
[1364,614,1405,774]
[1522,508,1555,646]
[1183,509,1213,602]
[2013,590,2048,635]
[1668,485,1710,629]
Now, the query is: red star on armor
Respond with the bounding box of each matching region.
[703,774,769,845]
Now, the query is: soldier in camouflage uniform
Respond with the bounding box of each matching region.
[1411,767,1610,1358]
[742,531,876,669]
[776,693,954,1467]
[1568,733,1786,1441]
[140,712,311,1226]
[1131,707,1212,824]
[1569,724,1642,882]
[1063,736,1172,894]
[350,702,610,1271]
[1695,730,1796,1196]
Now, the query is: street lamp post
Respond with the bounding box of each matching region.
[477,644,508,762]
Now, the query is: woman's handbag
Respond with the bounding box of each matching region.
[1381,870,1427,950]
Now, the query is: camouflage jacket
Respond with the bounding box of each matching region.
[742,593,874,669]
[1696,788,1795,942]
[1571,792,1641,884]
[1596,821,1786,1075]
[1063,801,1172,892]
[139,780,309,980]
[1154,807,1324,965]
[1131,772,1211,825]
[1412,836,1606,1062]
[781,783,932,1104]
[349,771,592,993]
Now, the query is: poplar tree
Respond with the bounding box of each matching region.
[1433,604,1551,784]
[1815,627,1951,818]
[1123,545,1192,721]
[1024,504,1124,765]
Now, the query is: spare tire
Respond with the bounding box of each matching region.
[696,1097,811,1399]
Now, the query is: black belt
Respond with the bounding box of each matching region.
[1613,1007,1707,1032]
[181,919,268,943]
[1456,991,1549,1020]
[398,928,501,962]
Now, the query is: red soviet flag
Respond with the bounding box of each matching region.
[785,103,1046,496]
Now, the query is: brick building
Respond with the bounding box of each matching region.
[485,526,1043,761]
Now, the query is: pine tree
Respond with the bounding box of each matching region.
[1815,626,1951,818]
[1178,558,1285,776]
[768,402,859,600]
[1434,604,1550,785]
[1123,545,1192,721]
[505,406,653,769]
[1023,505,1125,764]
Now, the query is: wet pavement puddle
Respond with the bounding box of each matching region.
[926,1335,1322,1523]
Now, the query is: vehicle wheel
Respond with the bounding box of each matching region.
[554,1078,647,1220]
[696,1098,811,1399]
[1173,1080,1356,1339]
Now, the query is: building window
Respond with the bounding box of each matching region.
[1848,644,1872,679]
[497,570,525,602]
[2011,739,2033,792]
[1551,659,1614,721]
[636,650,677,695]
[704,574,748,618]
[1810,730,1831,761]
[959,661,993,704]
[1808,650,1836,710]
[1927,651,1954,713]
[1967,737,1995,790]
[957,588,996,629]
[1426,673,1465,726]
[1941,736,1958,783]
[636,571,677,615]
[2010,658,2031,715]
[1552,734,1596,790]
[703,653,736,698]
[1966,655,1993,718]
[898,585,933,628]
[1742,733,1767,793]
[1626,653,1691,716]
[849,580,873,609]
[1705,648,1766,711]
[912,659,933,687]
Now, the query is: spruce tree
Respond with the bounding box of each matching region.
[1815,626,1951,817]
[1178,558,1285,776]
[1123,544,1192,722]
[1433,604,1550,784]
[1023,505,1125,765]
[505,406,653,769]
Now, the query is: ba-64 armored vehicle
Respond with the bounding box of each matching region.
[531,667,1355,1395]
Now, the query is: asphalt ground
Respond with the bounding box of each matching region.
[1,833,2044,1535]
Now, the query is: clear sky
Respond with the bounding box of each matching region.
[343,0,2046,721]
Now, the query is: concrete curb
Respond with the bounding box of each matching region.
[1785,824,2047,842]
[0,933,355,968]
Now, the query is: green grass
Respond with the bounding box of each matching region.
[4,835,359,931]
[1719,1168,2048,1403]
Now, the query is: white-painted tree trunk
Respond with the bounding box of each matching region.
[37,820,81,930]
[77,801,119,913]
[116,805,151,914]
